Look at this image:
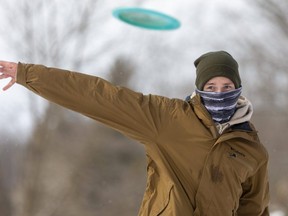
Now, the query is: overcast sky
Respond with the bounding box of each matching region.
[0,0,248,139]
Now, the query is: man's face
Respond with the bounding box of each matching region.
[203,76,235,92]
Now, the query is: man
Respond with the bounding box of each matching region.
[0,51,270,215]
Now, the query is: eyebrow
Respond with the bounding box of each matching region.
[205,82,234,85]
[223,82,234,85]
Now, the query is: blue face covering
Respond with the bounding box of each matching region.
[195,87,242,123]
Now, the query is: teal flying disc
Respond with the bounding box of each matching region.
[112,7,181,30]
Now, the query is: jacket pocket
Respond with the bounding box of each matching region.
[153,183,173,216]
[141,162,174,216]
[223,145,258,183]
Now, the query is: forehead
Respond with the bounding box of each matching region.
[205,76,233,84]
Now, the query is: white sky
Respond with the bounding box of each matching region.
[0,0,253,138]
[0,2,285,214]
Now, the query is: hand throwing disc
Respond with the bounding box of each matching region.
[112,7,181,30]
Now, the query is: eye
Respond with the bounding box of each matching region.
[222,85,235,91]
[204,86,214,92]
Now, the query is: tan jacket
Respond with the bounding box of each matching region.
[16,63,270,216]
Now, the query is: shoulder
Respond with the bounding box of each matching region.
[232,121,269,161]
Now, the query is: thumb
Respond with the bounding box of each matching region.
[2,78,16,91]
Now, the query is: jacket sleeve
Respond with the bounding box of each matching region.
[16,63,173,144]
[237,159,270,216]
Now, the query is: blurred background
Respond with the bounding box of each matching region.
[0,0,287,215]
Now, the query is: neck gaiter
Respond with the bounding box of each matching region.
[195,87,242,123]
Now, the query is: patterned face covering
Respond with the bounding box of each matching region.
[195,87,242,123]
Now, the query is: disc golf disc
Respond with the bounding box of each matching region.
[112,7,181,30]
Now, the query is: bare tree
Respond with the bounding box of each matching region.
[234,1,288,214]
[10,56,146,216]
[0,123,19,214]
[230,0,288,112]
[0,1,145,216]
[3,0,287,215]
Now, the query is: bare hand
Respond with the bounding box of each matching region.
[0,61,18,91]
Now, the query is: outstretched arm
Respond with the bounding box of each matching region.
[0,61,18,91]
[12,63,176,143]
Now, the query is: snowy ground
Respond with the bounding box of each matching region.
[271,211,285,216]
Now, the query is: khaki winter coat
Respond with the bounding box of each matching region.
[16,63,270,216]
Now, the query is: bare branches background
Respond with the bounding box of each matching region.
[0,0,287,215]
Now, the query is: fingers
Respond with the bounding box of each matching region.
[0,61,10,72]
[0,74,11,79]
[0,61,17,74]
[0,60,8,67]
[0,60,18,91]
[0,61,17,79]
[2,78,16,91]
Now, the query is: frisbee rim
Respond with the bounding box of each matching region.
[112,7,181,30]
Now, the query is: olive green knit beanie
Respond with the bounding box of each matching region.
[194,51,241,90]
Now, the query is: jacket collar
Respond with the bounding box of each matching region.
[188,94,257,141]
[189,94,219,138]
[214,96,253,134]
